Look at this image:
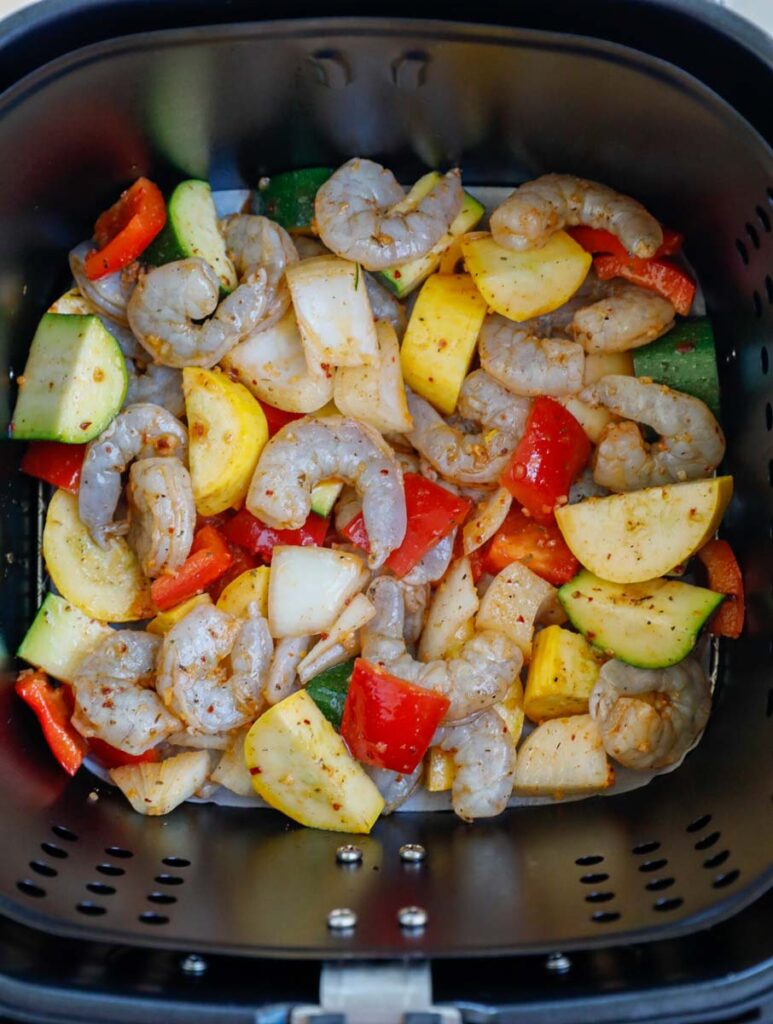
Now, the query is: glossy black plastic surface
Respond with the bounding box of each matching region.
[0,7,771,962]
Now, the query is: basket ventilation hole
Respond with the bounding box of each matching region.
[735,239,749,265]
[51,825,78,842]
[766,403,772,431]
[645,877,675,892]
[745,223,760,249]
[631,841,660,855]
[686,814,712,833]
[17,880,45,899]
[579,872,609,884]
[29,860,57,878]
[147,892,177,905]
[769,460,773,488]
[766,689,773,718]
[154,873,184,886]
[40,842,67,860]
[762,347,769,375]
[139,912,169,926]
[95,863,125,877]
[753,291,763,317]
[766,275,773,304]
[703,850,730,870]
[574,854,604,866]
[638,858,668,873]
[694,831,721,851]
[585,891,615,903]
[161,856,191,868]
[590,911,621,924]
[76,902,106,917]
[757,205,772,232]
[87,882,116,896]
[713,869,740,889]
[767,186,773,205]
[105,846,133,859]
[653,897,683,912]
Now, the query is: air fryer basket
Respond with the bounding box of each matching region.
[0,9,771,961]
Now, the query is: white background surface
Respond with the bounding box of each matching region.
[0,0,771,34]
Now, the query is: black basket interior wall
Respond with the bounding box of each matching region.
[0,14,771,959]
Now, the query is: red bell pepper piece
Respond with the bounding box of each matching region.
[501,398,590,523]
[84,177,166,280]
[259,401,304,438]
[484,508,579,585]
[222,507,329,563]
[696,539,745,638]
[341,473,472,577]
[151,524,233,611]
[15,670,87,776]
[568,225,683,260]
[20,441,86,493]
[341,659,450,774]
[593,253,696,316]
[207,542,258,602]
[88,738,161,769]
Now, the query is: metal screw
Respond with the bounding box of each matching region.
[336,844,363,865]
[327,907,357,931]
[399,843,427,864]
[398,905,428,930]
[545,952,571,974]
[725,348,737,364]
[181,953,208,976]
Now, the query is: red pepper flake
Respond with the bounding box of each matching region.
[393,269,402,279]
[675,342,695,354]
[332,802,342,811]
[249,766,262,775]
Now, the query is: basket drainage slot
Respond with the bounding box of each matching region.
[95,863,125,877]
[631,841,660,855]
[51,825,78,842]
[585,891,615,903]
[162,856,191,868]
[105,846,133,859]
[686,814,712,833]
[590,911,620,924]
[712,870,740,889]
[40,842,67,859]
[17,880,46,899]
[645,877,675,892]
[155,874,184,886]
[139,912,169,925]
[574,855,604,866]
[76,902,106,916]
[694,831,721,851]
[87,882,116,896]
[29,861,57,878]
[653,897,683,912]
[638,859,668,873]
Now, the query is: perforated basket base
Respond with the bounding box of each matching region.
[0,10,771,960]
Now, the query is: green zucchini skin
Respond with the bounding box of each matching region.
[633,318,720,415]
[254,168,333,232]
[306,659,355,728]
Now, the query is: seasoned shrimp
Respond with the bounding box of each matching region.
[315,158,463,271]
[362,577,522,722]
[400,581,431,645]
[478,314,585,397]
[406,371,530,485]
[127,457,195,578]
[127,258,274,369]
[490,173,663,258]
[590,657,711,770]
[571,280,674,353]
[365,764,422,814]
[364,273,407,339]
[221,214,298,331]
[124,364,185,418]
[402,530,456,586]
[69,242,138,325]
[247,416,406,568]
[438,708,516,820]
[583,375,725,491]
[79,403,188,547]
[265,636,311,705]
[71,632,180,755]
[157,603,273,734]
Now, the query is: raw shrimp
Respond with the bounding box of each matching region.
[127,258,273,369]
[362,577,522,722]
[221,213,298,331]
[157,603,273,734]
[406,371,530,485]
[71,632,180,755]
[315,158,463,271]
[582,375,725,491]
[478,314,585,397]
[438,708,516,820]
[247,416,406,568]
[265,636,310,705]
[589,657,711,770]
[364,273,407,338]
[79,403,188,548]
[490,173,663,258]
[402,530,456,586]
[365,764,422,814]
[571,280,674,353]
[69,242,138,325]
[400,581,431,645]
[127,457,195,578]
[124,364,185,418]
